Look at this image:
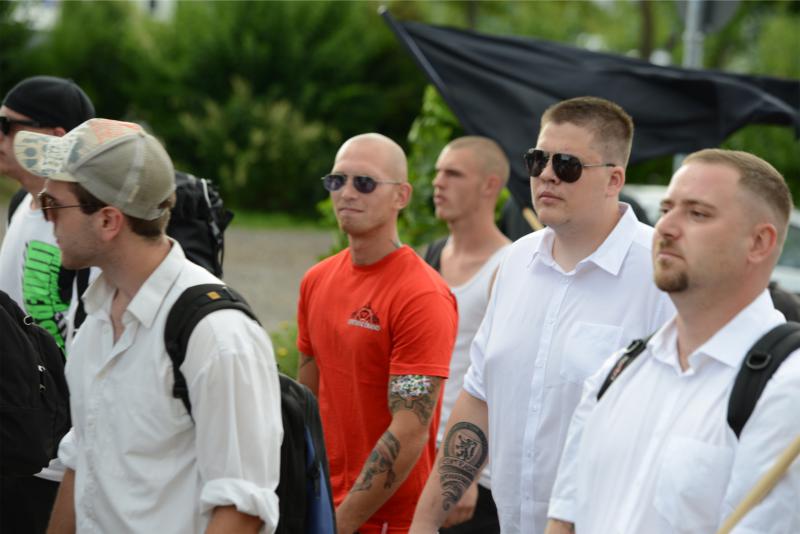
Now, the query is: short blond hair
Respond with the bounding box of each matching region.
[684,148,792,243]
[445,136,510,186]
[541,96,634,166]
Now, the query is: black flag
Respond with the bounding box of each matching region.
[383,10,800,209]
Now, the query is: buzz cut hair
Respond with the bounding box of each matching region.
[540,96,634,166]
[684,148,792,244]
[445,136,510,186]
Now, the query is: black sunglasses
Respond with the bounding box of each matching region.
[37,191,98,222]
[0,116,45,136]
[321,173,403,194]
[523,149,615,183]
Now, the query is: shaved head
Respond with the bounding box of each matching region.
[444,136,509,186]
[335,133,408,183]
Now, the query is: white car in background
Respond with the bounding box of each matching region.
[623,184,800,293]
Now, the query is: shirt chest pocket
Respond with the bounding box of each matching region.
[560,322,623,384]
[654,436,734,532]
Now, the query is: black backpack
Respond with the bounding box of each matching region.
[163,284,336,534]
[168,171,233,278]
[597,322,800,438]
[0,290,71,477]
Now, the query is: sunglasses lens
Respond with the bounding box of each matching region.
[552,154,583,183]
[353,176,378,194]
[524,150,549,177]
[323,174,345,192]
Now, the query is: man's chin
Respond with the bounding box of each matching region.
[655,271,689,293]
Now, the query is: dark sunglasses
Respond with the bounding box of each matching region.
[523,149,615,183]
[321,173,403,194]
[0,116,45,136]
[37,191,98,222]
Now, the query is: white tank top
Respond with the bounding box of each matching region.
[438,243,510,488]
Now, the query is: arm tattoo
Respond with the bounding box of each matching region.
[351,431,401,492]
[299,354,315,369]
[439,422,488,511]
[388,375,440,425]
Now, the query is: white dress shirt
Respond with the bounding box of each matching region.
[462,204,674,533]
[550,290,800,534]
[58,241,282,533]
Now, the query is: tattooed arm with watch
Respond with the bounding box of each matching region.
[335,374,444,534]
[409,389,489,534]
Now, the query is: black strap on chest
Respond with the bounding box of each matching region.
[596,335,653,401]
[164,284,259,418]
[727,322,800,438]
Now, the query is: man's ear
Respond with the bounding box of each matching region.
[606,166,625,198]
[483,174,502,198]
[395,182,413,210]
[748,222,779,266]
[96,206,126,242]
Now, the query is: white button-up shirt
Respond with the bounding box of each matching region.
[463,205,674,533]
[59,242,282,533]
[550,290,800,534]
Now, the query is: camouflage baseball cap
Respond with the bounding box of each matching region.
[13,118,175,220]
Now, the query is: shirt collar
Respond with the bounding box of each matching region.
[529,203,638,275]
[650,289,785,371]
[83,239,186,329]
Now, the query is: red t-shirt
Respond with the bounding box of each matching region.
[297,246,457,532]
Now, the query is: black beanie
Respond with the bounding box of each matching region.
[2,76,95,132]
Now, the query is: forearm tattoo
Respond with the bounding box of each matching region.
[439,422,488,511]
[351,431,401,492]
[388,375,440,425]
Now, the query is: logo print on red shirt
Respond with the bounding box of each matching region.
[347,304,381,332]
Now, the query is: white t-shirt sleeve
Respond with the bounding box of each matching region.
[463,262,503,402]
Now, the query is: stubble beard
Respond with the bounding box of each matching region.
[654,263,689,293]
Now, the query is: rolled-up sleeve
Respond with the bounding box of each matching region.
[57,427,78,471]
[186,309,283,531]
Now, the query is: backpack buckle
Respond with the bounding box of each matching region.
[746,351,771,370]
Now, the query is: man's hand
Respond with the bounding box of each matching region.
[441,480,478,528]
[544,518,575,534]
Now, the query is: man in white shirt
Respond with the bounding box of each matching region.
[423,136,511,532]
[410,96,674,533]
[547,148,800,534]
[13,118,282,533]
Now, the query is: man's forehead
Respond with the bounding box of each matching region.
[665,162,740,204]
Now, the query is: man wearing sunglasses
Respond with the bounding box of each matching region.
[14,118,282,533]
[0,76,94,534]
[296,133,458,534]
[411,96,673,534]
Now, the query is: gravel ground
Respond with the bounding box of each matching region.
[0,200,333,333]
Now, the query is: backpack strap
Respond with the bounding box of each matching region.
[164,284,259,419]
[597,334,654,401]
[727,322,800,438]
[423,237,448,272]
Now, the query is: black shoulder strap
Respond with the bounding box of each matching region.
[423,237,448,272]
[7,188,27,224]
[728,322,800,438]
[597,335,654,401]
[164,284,259,418]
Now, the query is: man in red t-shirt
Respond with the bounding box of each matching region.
[297,133,458,534]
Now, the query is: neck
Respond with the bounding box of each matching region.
[100,236,172,303]
[348,232,402,266]
[446,210,509,254]
[552,202,621,272]
[15,173,46,207]
[671,283,764,371]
